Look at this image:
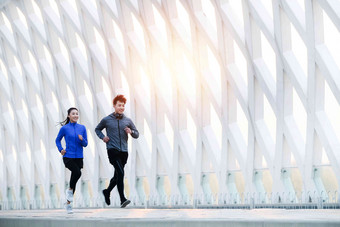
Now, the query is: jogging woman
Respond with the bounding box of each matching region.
[55,107,88,214]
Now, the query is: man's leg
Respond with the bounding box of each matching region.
[103,149,125,205]
[118,152,129,207]
[107,149,119,191]
[103,149,116,205]
[112,156,126,203]
[103,170,118,206]
[107,170,118,192]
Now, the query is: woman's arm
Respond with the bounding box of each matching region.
[55,127,65,152]
[80,126,88,147]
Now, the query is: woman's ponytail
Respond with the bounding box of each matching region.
[59,117,70,126]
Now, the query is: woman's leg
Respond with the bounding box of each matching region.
[71,158,83,194]
[63,158,82,198]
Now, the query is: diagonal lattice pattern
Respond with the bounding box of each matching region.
[0,0,339,209]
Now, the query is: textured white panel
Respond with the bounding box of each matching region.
[0,0,339,210]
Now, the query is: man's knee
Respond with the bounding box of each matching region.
[117,170,124,179]
[115,161,125,175]
[110,176,117,183]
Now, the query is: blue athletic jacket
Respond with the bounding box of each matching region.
[55,122,88,158]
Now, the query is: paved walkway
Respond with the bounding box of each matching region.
[1,208,340,226]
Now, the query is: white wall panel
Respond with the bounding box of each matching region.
[0,0,339,209]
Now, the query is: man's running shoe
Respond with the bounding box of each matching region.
[102,189,111,206]
[120,199,130,208]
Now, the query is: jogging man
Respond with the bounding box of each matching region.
[95,94,139,208]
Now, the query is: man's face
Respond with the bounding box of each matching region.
[114,101,125,114]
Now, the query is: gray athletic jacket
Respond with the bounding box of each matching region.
[95,113,139,152]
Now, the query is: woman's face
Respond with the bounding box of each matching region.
[68,109,79,123]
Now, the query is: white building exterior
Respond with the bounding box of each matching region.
[0,0,339,209]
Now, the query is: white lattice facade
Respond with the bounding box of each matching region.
[0,0,339,209]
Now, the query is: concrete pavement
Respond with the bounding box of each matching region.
[1,208,340,226]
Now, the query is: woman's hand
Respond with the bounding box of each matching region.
[78,135,83,141]
[61,150,66,155]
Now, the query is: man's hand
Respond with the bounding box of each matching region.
[103,136,110,143]
[124,127,132,134]
[61,150,66,155]
[78,135,83,141]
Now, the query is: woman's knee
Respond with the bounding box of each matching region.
[74,169,82,179]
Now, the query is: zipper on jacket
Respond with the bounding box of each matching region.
[73,123,77,158]
[118,119,121,151]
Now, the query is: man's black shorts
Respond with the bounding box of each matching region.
[107,148,128,166]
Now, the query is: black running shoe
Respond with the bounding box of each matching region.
[102,189,110,206]
[120,199,130,208]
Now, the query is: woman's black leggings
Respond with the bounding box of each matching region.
[63,158,83,194]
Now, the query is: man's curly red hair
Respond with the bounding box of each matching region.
[113,94,127,106]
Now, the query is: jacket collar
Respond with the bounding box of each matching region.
[110,112,124,119]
